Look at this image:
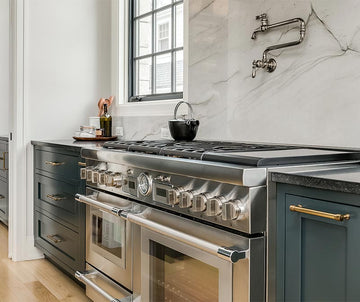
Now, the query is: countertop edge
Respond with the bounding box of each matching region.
[271,171,360,195]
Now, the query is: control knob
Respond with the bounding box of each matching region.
[138,173,153,196]
[179,191,195,208]
[222,200,245,221]
[167,187,184,206]
[192,193,211,212]
[98,171,107,185]
[105,172,115,186]
[113,173,123,188]
[206,196,227,216]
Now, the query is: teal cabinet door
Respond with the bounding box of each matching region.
[281,193,360,302]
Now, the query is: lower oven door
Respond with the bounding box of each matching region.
[126,208,265,302]
[76,189,133,291]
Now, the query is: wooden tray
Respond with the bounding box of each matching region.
[73,136,118,141]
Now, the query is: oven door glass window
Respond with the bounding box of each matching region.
[141,229,232,302]
[91,208,126,268]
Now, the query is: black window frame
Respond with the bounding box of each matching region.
[128,0,184,103]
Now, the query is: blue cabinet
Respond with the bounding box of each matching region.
[0,139,8,225]
[276,184,360,302]
[33,144,86,276]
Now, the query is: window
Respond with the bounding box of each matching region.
[129,0,184,102]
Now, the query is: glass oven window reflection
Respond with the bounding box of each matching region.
[149,240,219,301]
[92,211,126,267]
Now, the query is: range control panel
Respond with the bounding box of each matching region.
[81,160,266,234]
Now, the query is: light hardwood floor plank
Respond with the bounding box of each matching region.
[0,222,90,302]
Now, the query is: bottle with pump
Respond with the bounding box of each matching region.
[100,103,112,137]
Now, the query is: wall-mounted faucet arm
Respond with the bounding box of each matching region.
[262,18,306,61]
[251,14,306,78]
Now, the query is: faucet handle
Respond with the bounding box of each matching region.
[256,13,267,21]
[252,60,260,78]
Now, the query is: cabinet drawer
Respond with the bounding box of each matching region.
[35,150,82,180]
[35,174,83,228]
[0,179,8,225]
[35,211,83,272]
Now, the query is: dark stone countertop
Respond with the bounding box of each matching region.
[271,164,360,195]
[31,139,106,152]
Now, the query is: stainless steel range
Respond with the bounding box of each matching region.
[74,140,360,302]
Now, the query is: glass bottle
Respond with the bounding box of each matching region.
[100,103,112,137]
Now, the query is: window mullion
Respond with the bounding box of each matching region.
[152,0,155,95]
[171,4,175,93]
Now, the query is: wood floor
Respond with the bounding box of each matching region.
[0,222,90,302]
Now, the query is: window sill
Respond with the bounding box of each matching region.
[113,100,188,117]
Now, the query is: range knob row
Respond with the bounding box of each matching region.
[82,167,123,188]
[167,187,245,220]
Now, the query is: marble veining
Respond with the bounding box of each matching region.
[116,1,360,148]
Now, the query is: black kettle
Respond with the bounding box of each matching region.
[168,101,199,141]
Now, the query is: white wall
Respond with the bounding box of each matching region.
[0,0,9,134]
[27,0,111,140]
[10,0,112,260]
[188,0,360,148]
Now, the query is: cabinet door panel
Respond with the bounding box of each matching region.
[0,178,8,225]
[284,194,360,302]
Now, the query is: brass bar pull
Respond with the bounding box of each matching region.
[46,234,63,244]
[78,162,86,167]
[0,195,5,199]
[45,161,65,166]
[47,194,66,201]
[289,204,350,221]
[0,152,8,170]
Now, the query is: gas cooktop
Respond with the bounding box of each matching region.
[103,140,360,167]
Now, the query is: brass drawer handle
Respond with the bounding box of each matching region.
[0,195,5,199]
[78,162,86,167]
[0,152,8,170]
[46,234,63,244]
[45,161,65,166]
[46,194,66,201]
[289,204,350,221]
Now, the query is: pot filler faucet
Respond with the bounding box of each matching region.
[251,13,306,78]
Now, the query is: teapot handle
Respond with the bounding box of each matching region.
[174,101,194,119]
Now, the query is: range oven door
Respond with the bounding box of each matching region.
[76,189,133,291]
[124,208,263,302]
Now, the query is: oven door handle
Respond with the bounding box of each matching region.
[121,210,249,264]
[75,271,132,302]
[75,193,123,216]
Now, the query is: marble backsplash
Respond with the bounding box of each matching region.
[116,0,360,148]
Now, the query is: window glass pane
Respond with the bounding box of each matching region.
[155,53,172,93]
[136,16,152,56]
[175,3,183,48]
[175,50,183,92]
[136,0,152,16]
[136,58,153,95]
[155,9,172,52]
[155,0,172,9]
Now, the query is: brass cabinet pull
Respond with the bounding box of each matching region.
[78,162,86,167]
[46,234,63,244]
[0,195,5,199]
[46,194,66,201]
[0,152,8,170]
[45,161,65,166]
[289,204,350,221]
